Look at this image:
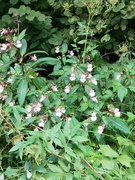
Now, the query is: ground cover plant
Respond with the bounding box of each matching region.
[0,0,135,180]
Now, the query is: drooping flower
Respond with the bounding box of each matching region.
[91,96,98,103]
[87,63,93,72]
[0,85,4,93]
[89,89,95,97]
[15,40,22,48]
[30,54,37,61]
[39,95,46,102]
[7,77,13,83]
[98,125,105,134]
[38,120,45,127]
[55,108,62,117]
[69,73,76,81]
[33,102,42,113]
[69,50,74,56]
[80,73,86,83]
[51,85,58,92]
[55,46,60,53]
[114,108,121,117]
[90,111,97,121]
[64,85,71,93]
[90,78,97,85]
[0,28,10,36]
[0,43,8,51]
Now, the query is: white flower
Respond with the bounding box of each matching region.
[90,78,97,85]
[39,95,46,102]
[114,108,121,117]
[26,170,32,179]
[55,46,60,53]
[90,112,97,122]
[87,63,93,72]
[9,102,14,106]
[26,105,32,113]
[0,85,4,93]
[80,74,86,83]
[98,125,104,134]
[15,40,22,48]
[55,108,62,117]
[33,102,42,113]
[7,77,13,83]
[66,117,72,123]
[38,120,45,127]
[61,107,66,114]
[89,89,95,97]
[69,50,74,56]
[116,74,121,80]
[69,73,76,81]
[64,85,70,93]
[26,113,32,119]
[1,44,8,51]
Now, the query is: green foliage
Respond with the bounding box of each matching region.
[0,1,135,179]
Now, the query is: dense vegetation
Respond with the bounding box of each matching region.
[0,0,135,179]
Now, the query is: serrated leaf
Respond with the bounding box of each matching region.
[117,85,127,102]
[108,117,131,134]
[117,154,134,167]
[100,145,118,157]
[17,79,28,106]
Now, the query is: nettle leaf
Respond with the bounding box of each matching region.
[17,78,28,106]
[107,117,131,134]
[10,0,19,5]
[100,145,118,158]
[117,154,134,167]
[117,85,127,102]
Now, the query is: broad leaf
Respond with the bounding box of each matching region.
[100,145,118,158]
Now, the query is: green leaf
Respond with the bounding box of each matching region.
[117,85,127,102]
[17,78,28,106]
[65,173,73,180]
[100,145,119,158]
[117,154,134,167]
[107,117,131,134]
[129,85,135,92]
[101,34,110,43]
[80,102,89,112]
[100,157,115,169]
[10,0,19,5]
[32,57,59,67]
[47,164,63,173]
[20,38,27,57]
[61,43,68,54]
[24,50,48,57]
[4,167,18,177]
[71,136,88,143]
[18,29,26,40]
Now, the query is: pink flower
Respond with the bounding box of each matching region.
[66,117,72,123]
[7,77,13,83]
[87,63,93,72]
[89,89,95,97]
[0,28,9,36]
[98,125,105,134]
[51,85,58,92]
[91,96,98,103]
[33,102,42,113]
[84,123,89,127]
[80,74,86,83]
[1,95,8,100]
[30,54,37,61]
[0,85,4,93]
[90,112,97,121]
[69,73,76,81]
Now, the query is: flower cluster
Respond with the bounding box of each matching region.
[0,28,22,53]
[55,107,66,117]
